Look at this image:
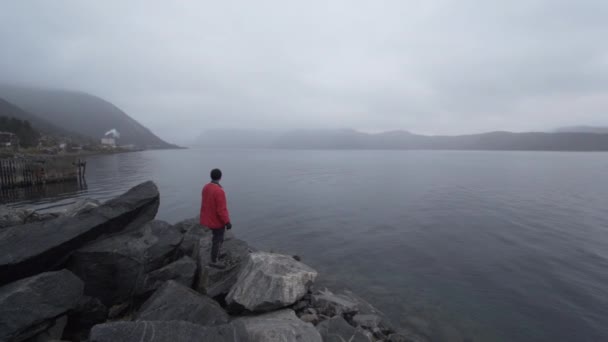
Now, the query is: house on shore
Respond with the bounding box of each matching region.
[0,132,19,149]
[101,128,120,148]
[100,137,116,147]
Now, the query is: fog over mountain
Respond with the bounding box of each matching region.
[196,129,608,151]
[556,126,608,134]
[0,85,176,148]
[1,1,607,144]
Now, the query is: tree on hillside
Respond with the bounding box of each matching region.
[0,116,41,147]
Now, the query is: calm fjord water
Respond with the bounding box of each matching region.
[9,149,608,341]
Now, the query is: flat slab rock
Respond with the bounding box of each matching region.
[0,270,84,342]
[90,321,243,342]
[226,252,318,312]
[233,309,322,342]
[0,181,160,286]
[135,280,229,326]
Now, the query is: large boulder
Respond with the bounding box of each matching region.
[90,321,242,342]
[196,231,252,297]
[233,309,322,342]
[135,280,229,326]
[67,220,183,306]
[0,270,84,342]
[0,181,160,286]
[316,316,372,342]
[227,252,317,312]
[140,256,196,294]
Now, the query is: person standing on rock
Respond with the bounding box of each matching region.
[200,168,232,268]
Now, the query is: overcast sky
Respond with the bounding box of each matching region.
[1,1,607,144]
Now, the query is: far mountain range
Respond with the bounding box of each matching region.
[196,127,608,151]
[2,83,606,152]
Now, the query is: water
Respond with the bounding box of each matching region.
[7,149,608,341]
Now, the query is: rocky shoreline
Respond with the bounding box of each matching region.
[0,181,428,342]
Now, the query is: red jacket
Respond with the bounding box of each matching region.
[200,182,231,229]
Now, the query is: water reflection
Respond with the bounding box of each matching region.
[0,179,88,206]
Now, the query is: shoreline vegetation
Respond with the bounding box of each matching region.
[0,181,433,342]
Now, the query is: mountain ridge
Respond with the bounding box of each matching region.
[0,85,177,149]
[555,126,608,134]
[196,128,608,151]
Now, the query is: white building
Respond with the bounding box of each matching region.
[101,137,116,147]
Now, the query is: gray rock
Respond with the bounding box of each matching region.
[342,290,388,317]
[299,313,319,325]
[227,252,318,312]
[63,296,108,341]
[0,206,31,228]
[90,321,243,342]
[28,315,67,342]
[233,309,322,342]
[340,290,394,333]
[62,198,101,217]
[136,280,229,326]
[173,217,210,258]
[311,289,359,317]
[0,199,99,231]
[293,299,309,312]
[0,206,62,230]
[107,302,130,319]
[305,308,318,315]
[0,206,37,229]
[0,270,84,342]
[353,314,382,330]
[0,181,160,286]
[67,220,183,306]
[195,233,251,297]
[140,256,196,294]
[316,316,372,342]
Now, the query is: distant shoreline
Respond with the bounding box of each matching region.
[195,129,608,152]
[188,146,608,153]
[0,145,188,159]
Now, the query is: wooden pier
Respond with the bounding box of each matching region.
[0,157,86,190]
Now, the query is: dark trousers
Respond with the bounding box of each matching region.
[211,228,226,263]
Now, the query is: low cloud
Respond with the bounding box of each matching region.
[1,0,607,143]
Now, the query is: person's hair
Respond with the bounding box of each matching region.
[210,168,222,181]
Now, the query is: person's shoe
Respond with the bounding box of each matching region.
[208,261,226,269]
